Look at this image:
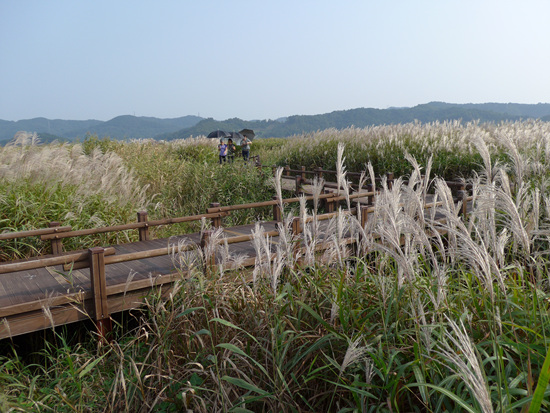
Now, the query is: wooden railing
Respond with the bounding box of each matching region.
[0,170,473,338]
[0,167,471,262]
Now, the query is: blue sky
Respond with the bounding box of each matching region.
[1,1,549,121]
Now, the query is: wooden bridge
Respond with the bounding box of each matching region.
[0,166,472,340]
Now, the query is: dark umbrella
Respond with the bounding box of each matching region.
[207,130,230,139]
[227,131,244,144]
[239,129,255,140]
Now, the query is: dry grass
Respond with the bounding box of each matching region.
[2,122,550,411]
[1,132,148,209]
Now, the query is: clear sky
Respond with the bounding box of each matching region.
[1,0,549,122]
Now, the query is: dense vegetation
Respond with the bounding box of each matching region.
[1,121,550,411]
[0,133,275,260]
[133,102,550,140]
[0,116,202,144]
[3,102,550,144]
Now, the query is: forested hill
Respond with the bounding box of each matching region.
[157,102,550,140]
[2,102,550,144]
[0,115,202,144]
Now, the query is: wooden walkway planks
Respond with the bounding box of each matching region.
[0,222,273,339]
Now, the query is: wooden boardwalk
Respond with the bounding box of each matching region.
[0,171,472,339]
[0,222,281,339]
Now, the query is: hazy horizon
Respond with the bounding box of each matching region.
[3,101,550,124]
[2,1,549,122]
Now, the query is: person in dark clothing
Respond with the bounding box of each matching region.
[241,136,251,162]
[227,138,236,163]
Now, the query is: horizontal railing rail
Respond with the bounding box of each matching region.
[206,190,374,214]
[0,225,72,241]
[1,164,471,263]
[40,211,230,241]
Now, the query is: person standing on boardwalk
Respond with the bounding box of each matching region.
[218,139,227,164]
[227,138,236,163]
[241,136,251,162]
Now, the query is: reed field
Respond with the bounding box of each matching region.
[1,121,550,412]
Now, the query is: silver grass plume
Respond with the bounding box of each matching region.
[498,129,526,185]
[336,142,352,210]
[405,152,432,199]
[472,132,497,184]
[251,222,268,286]
[202,227,224,273]
[432,178,460,263]
[413,293,434,353]
[435,316,493,413]
[369,177,416,286]
[299,195,316,266]
[169,237,202,274]
[0,320,11,339]
[311,175,325,238]
[323,209,352,267]
[439,204,507,298]
[9,131,40,146]
[367,162,376,194]
[470,178,499,262]
[364,359,375,385]
[41,291,57,328]
[339,337,370,375]
[123,270,137,297]
[336,143,346,196]
[218,238,231,279]
[271,245,286,294]
[274,167,284,218]
[493,170,532,257]
[278,213,298,268]
[330,286,339,325]
[373,267,393,309]
[426,263,449,313]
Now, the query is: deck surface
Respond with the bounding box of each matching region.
[0,221,282,338]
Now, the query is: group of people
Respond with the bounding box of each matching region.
[218,136,251,164]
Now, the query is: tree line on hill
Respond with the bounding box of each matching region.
[2,102,550,145]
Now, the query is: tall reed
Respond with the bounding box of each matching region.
[2,121,550,411]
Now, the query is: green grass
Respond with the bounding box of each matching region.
[1,120,550,411]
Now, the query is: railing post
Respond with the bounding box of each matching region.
[301,166,306,181]
[209,202,222,228]
[89,247,112,340]
[324,190,335,213]
[366,184,375,206]
[49,222,64,255]
[458,190,468,220]
[360,205,369,229]
[285,165,291,177]
[272,196,282,222]
[295,175,303,195]
[137,211,149,241]
[201,230,216,274]
[315,167,323,180]
[357,205,370,255]
[386,172,394,190]
[291,217,302,266]
[291,217,301,236]
[452,183,465,201]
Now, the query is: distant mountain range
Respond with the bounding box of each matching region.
[0,115,202,144]
[2,102,550,145]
